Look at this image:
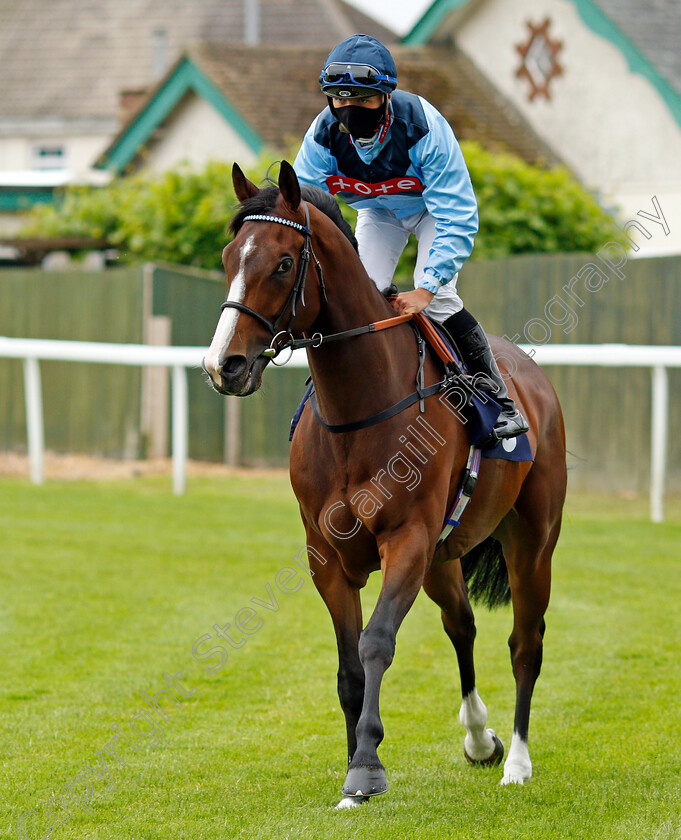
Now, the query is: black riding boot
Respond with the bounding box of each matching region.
[442,308,529,446]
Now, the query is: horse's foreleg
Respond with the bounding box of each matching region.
[423,560,504,766]
[342,527,429,799]
[304,531,365,799]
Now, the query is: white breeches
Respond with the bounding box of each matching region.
[354,207,464,322]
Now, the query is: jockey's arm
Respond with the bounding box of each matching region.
[410,100,479,296]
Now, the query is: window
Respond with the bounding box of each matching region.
[32,144,67,170]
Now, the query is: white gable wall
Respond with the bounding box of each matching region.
[454,0,681,254]
[144,92,259,174]
[0,131,111,174]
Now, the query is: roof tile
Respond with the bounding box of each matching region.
[104,42,558,168]
[0,0,395,125]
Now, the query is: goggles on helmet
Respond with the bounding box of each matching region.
[320,62,397,90]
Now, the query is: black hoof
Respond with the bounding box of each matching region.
[342,764,388,796]
[464,733,504,766]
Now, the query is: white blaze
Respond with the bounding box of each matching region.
[204,235,255,381]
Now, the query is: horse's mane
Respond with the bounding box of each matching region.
[230,184,358,252]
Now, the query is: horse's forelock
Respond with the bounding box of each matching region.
[229,183,358,251]
[229,186,280,237]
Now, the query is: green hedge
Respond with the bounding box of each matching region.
[22,143,616,273]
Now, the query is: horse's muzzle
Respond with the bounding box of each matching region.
[203,352,267,396]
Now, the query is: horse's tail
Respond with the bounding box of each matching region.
[460,537,511,609]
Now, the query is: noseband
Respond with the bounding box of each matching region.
[220,202,327,363]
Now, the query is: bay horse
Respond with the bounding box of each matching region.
[203,161,567,808]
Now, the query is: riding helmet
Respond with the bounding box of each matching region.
[319,34,398,99]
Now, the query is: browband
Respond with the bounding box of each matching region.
[242,214,310,234]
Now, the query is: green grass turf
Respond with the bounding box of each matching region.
[1,474,680,839]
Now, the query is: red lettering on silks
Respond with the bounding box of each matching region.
[326,175,423,197]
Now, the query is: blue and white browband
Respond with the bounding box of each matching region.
[242,214,309,234]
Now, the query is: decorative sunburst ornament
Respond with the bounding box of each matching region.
[516,18,564,101]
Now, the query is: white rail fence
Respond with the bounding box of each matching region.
[0,337,679,520]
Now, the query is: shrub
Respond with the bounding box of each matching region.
[22,143,617,273]
[22,161,242,272]
[461,141,616,259]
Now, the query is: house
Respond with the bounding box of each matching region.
[95,41,557,177]
[403,0,681,254]
[0,0,394,232]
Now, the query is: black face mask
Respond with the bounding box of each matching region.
[332,100,386,140]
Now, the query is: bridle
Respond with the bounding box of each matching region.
[219,201,411,365]
[220,202,326,365]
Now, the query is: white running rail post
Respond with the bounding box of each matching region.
[171,365,189,496]
[650,365,669,524]
[22,357,45,485]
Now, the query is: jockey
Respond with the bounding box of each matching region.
[293,34,528,444]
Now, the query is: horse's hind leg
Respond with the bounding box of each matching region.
[499,506,562,785]
[423,560,504,766]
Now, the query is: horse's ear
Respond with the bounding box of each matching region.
[278,160,301,212]
[232,163,259,202]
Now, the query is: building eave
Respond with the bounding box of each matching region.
[96,55,264,173]
[402,0,472,46]
[0,185,57,211]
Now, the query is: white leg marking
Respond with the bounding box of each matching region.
[204,235,254,381]
[459,689,497,761]
[500,731,532,785]
[335,795,369,810]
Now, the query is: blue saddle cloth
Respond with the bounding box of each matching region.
[289,319,533,464]
[431,322,533,463]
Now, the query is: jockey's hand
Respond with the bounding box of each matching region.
[393,288,435,316]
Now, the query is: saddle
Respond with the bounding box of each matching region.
[410,310,462,369]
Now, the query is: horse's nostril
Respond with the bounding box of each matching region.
[221,354,248,379]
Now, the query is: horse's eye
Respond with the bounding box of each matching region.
[276,258,294,275]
